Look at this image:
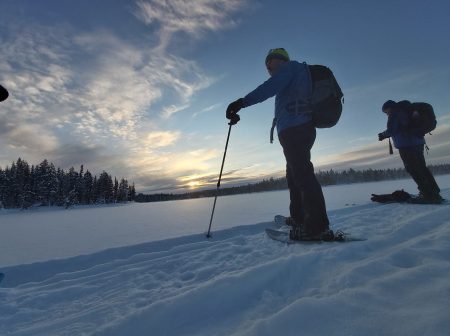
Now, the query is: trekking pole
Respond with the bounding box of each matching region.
[206,122,233,238]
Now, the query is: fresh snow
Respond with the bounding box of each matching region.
[1,176,450,335]
[1,175,450,266]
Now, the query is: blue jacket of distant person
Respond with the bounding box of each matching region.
[382,103,425,149]
[242,61,312,135]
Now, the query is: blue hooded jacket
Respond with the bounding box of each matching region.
[242,61,312,135]
[382,103,425,149]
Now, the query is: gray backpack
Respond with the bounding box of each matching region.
[308,64,344,128]
[269,64,344,143]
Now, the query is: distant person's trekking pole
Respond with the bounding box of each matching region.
[206,118,237,238]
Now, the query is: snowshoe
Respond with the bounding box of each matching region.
[265,228,365,244]
[407,193,445,204]
[274,215,296,228]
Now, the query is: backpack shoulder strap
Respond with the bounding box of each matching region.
[270,118,277,144]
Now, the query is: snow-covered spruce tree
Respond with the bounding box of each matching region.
[35,160,59,206]
[92,175,98,204]
[129,183,136,201]
[77,165,85,205]
[15,158,32,208]
[118,178,128,202]
[55,168,65,206]
[83,170,94,205]
[114,177,119,203]
[63,167,79,208]
[97,171,114,204]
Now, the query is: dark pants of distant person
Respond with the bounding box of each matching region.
[279,122,329,235]
[399,145,440,197]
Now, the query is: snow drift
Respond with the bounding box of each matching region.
[1,188,450,335]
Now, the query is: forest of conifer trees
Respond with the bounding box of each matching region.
[0,158,136,209]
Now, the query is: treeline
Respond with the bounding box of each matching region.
[135,164,450,203]
[0,158,136,209]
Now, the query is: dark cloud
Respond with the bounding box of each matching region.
[132,176,181,193]
[316,124,450,171]
[0,115,14,134]
[45,143,109,169]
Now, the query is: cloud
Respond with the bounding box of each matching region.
[315,123,450,171]
[137,164,274,192]
[0,27,74,125]
[44,143,119,171]
[132,0,248,118]
[344,69,450,104]
[438,114,450,123]
[74,30,216,127]
[72,32,163,140]
[135,0,246,50]
[144,131,181,149]
[108,121,450,192]
[0,22,217,167]
[123,147,220,192]
[161,104,190,119]
[0,2,254,192]
[0,116,59,156]
[346,72,430,100]
[0,17,218,139]
[193,103,222,117]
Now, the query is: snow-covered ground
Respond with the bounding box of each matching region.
[1,175,450,267]
[1,176,450,335]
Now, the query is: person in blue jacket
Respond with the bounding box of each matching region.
[378,100,442,203]
[226,48,333,241]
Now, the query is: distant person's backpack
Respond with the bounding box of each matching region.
[307,64,344,128]
[410,102,437,135]
[371,189,412,203]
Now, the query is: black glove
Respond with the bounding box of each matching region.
[378,132,387,141]
[228,114,240,126]
[226,98,244,125]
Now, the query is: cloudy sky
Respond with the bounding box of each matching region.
[1,0,449,193]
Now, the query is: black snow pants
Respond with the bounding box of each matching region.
[278,122,329,235]
[399,145,440,197]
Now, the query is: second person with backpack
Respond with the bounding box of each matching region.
[378,100,443,203]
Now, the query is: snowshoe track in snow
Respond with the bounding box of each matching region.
[1,191,450,335]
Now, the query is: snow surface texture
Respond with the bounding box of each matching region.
[1,175,450,266]
[1,187,450,335]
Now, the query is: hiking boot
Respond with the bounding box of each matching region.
[410,192,444,204]
[289,224,306,240]
[320,229,336,242]
[289,225,335,241]
[426,193,445,204]
[285,216,296,227]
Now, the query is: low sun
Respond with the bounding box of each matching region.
[188,181,200,188]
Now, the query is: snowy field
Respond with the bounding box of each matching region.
[1,175,450,267]
[1,176,450,335]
